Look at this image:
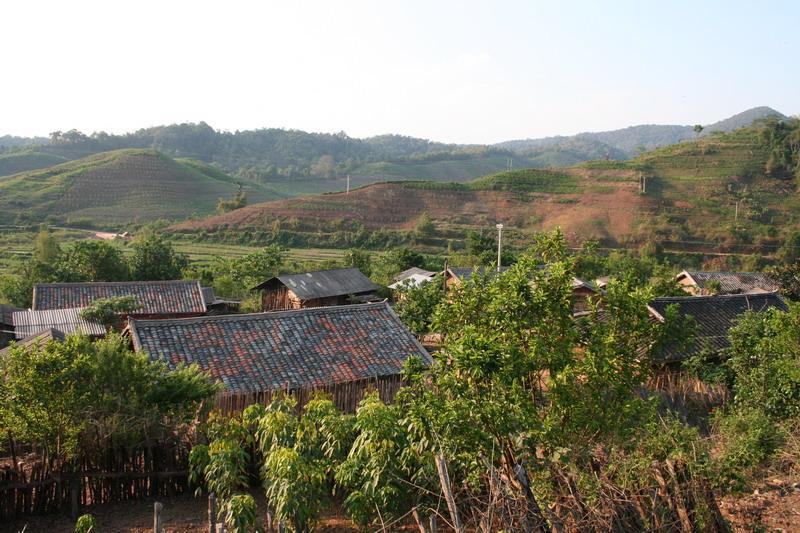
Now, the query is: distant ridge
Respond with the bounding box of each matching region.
[0,106,788,197]
[497,106,786,158]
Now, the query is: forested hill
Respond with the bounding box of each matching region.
[0,106,787,183]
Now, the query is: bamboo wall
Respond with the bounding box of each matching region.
[213,374,406,414]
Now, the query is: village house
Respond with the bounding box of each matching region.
[388,267,437,290]
[252,267,380,311]
[647,292,788,363]
[129,302,431,412]
[32,280,208,321]
[675,270,779,295]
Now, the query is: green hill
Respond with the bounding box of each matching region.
[0,149,282,227]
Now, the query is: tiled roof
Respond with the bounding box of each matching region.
[677,270,779,294]
[648,293,788,361]
[252,268,380,300]
[393,267,436,283]
[129,302,431,394]
[33,280,206,315]
[0,328,66,357]
[12,308,106,338]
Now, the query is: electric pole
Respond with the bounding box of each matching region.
[496,223,504,272]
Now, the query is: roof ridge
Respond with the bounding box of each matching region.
[277,267,365,277]
[34,279,200,287]
[653,292,780,302]
[130,301,390,327]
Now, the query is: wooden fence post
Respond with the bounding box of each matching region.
[154,501,163,533]
[435,454,463,533]
[429,513,437,533]
[208,493,217,533]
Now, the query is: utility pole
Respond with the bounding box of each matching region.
[496,223,504,272]
[735,200,739,223]
[346,175,350,194]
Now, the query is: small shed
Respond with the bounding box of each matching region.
[252,268,380,312]
[675,270,779,295]
[129,302,431,412]
[647,292,788,363]
[201,286,241,315]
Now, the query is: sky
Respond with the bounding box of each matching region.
[0,0,797,144]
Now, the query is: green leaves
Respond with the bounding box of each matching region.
[79,295,141,326]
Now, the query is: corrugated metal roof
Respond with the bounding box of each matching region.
[393,267,436,283]
[129,302,431,394]
[648,293,788,361]
[12,308,106,338]
[33,280,206,315]
[677,270,779,294]
[252,268,379,300]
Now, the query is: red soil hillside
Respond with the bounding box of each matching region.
[172,166,652,244]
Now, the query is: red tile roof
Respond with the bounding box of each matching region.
[129,302,430,393]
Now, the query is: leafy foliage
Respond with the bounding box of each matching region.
[79,296,141,326]
[0,333,218,464]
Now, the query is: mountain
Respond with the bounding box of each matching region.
[497,106,786,159]
[0,149,282,227]
[171,119,800,255]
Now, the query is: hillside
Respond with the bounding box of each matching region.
[0,149,281,227]
[171,120,800,254]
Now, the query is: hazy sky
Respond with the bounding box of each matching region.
[1,0,797,144]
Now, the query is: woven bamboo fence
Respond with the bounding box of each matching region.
[0,443,189,521]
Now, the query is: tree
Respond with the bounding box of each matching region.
[768,262,800,300]
[343,248,372,276]
[693,124,704,138]
[394,276,445,334]
[56,240,129,282]
[34,227,61,263]
[217,185,248,214]
[415,211,435,237]
[79,296,141,327]
[397,230,672,529]
[211,244,285,296]
[128,233,188,281]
